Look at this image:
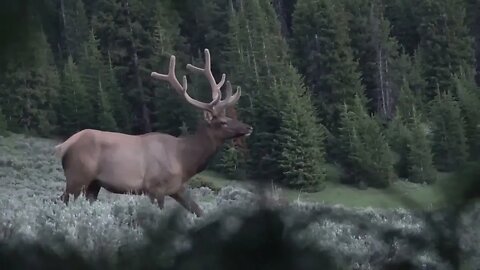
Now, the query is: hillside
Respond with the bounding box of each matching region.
[0,133,479,269]
[1,0,480,268]
[2,0,480,195]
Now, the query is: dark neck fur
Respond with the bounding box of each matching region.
[179,122,224,177]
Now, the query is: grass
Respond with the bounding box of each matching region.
[1,133,479,269]
[194,170,453,210]
[282,177,449,209]
[0,131,458,211]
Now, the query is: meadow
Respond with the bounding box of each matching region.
[195,169,452,210]
[0,133,479,270]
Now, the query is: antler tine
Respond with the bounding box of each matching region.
[151,55,185,96]
[216,81,242,115]
[151,54,221,113]
[182,76,222,113]
[186,49,225,100]
[225,80,233,98]
[226,83,241,106]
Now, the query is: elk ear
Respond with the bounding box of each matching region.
[203,111,214,122]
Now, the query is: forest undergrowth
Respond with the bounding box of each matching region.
[0,134,479,270]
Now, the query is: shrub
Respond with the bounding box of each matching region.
[189,176,221,193]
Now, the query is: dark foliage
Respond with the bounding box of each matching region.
[0,206,343,270]
[1,180,479,270]
[1,6,480,270]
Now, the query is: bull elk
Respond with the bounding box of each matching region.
[54,49,253,217]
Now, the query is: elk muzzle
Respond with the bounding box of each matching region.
[234,122,253,138]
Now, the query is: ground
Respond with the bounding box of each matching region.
[193,169,452,210]
[0,133,478,270]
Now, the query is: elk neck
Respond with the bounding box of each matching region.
[178,122,225,177]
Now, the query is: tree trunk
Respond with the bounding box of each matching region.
[125,0,151,133]
[59,0,67,58]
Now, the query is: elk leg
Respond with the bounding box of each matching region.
[60,183,83,204]
[62,167,93,204]
[85,180,101,203]
[170,189,203,217]
[148,193,165,209]
[59,192,70,204]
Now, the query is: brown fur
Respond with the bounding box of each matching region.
[55,49,252,217]
[226,106,249,155]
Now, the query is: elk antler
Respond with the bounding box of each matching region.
[151,48,241,117]
[151,54,221,114]
[215,81,242,116]
[186,49,225,101]
[187,49,241,116]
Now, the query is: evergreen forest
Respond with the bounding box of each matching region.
[1,0,480,193]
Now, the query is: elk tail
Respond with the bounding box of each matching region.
[53,130,87,160]
[54,143,64,159]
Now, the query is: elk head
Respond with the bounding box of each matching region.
[151,49,253,141]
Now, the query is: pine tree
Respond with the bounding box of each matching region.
[385,111,411,178]
[58,55,91,135]
[406,107,437,184]
[386,62,429,179]
[174,0,230,74]
[417,0,476,101]
[37,29,62,136]
[89,0,180,133]
[105,51,132,132]
[0,107,7,136]
[149,1,197,136]
[224,0,328,189]
[95,79,118,131]
[217,142,247,180]
[290,0,367,131]
[60,0,90,61]
[0,29,60,136]
[78,29,118,130]
[290,0,373,167]
[464,0,480,83]
[393,52,428,114]
[383,0,422,55]
[344,0,403,120]
[276,71,327,191]
[386,105,437,184]
[429,89,468,171]
[338,95,395,188]
[454,67,480,158]
[396,77,417,123]
[224,0,285,182]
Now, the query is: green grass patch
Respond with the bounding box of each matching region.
[195,169,453,210]
[281,175,450,209]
